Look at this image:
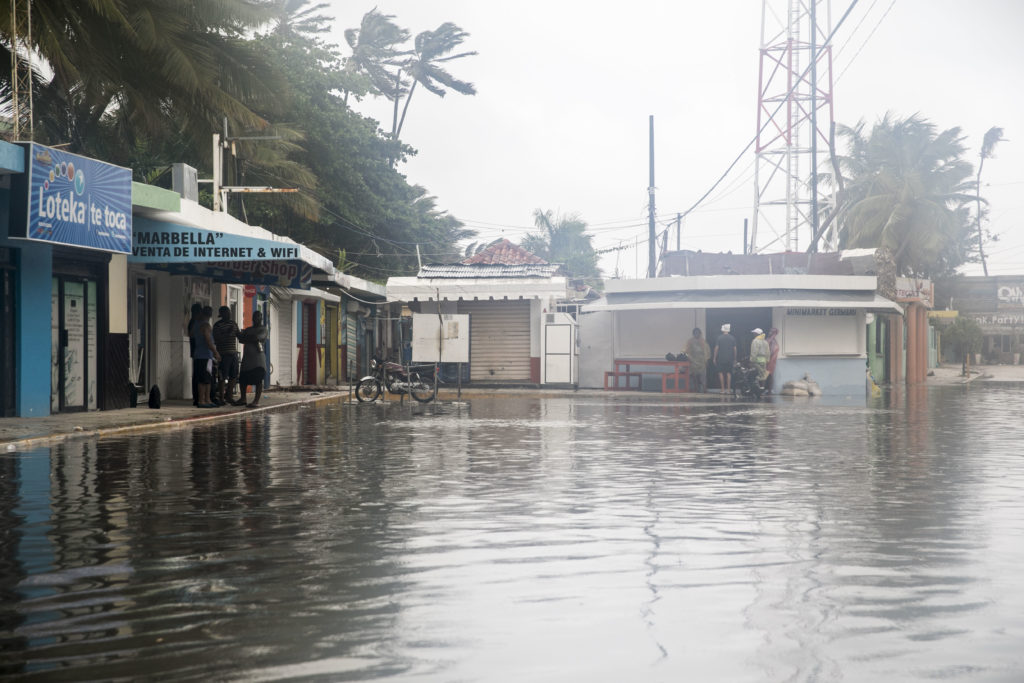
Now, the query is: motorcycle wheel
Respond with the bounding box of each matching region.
[408,373,436,403]
[355,378,382,402]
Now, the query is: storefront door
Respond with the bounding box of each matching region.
[302,302,317,384]
[51,276,98,412]
[130,275,151,390]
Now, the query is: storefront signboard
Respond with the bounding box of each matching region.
[130,218,301,262]
[145,260,313,290]
[10,143,132,253]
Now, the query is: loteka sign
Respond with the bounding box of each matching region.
[10,143,132,253]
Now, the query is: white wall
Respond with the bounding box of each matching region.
[778,307,866,356]
[578,309,614,388]
[614,309,699,357]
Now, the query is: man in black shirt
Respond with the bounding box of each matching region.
[713,323,737,394]
[213,306,241,404]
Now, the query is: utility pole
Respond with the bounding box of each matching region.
[676,212,682,251]
[648,115,656,278]
[206,118,297,214]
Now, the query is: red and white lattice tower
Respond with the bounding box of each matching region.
[751,0,833,253]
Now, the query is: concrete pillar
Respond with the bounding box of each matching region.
[16,243,53,416]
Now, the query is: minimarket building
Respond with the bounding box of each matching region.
[2,142,383,418]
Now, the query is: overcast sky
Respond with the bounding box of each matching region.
[323,0,1024,279]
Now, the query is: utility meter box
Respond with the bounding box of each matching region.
[412,313,470,363]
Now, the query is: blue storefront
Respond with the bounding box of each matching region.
[1,141,133,417]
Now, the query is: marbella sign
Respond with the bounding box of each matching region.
[130,218,301,262]
[9,143,132,253]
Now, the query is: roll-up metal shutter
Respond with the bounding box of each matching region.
[458,300,531,381]
[345,313,358,379]
[276,299,294,386]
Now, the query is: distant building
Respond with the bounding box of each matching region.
[386,239,576,384]
[580,250,926,394]
[934,276,1024,364]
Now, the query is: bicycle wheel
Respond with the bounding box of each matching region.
[355,378,381,402]
[408,373,436,403]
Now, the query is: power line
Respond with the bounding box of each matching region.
[836,0,898,83]
[664,0,863,224]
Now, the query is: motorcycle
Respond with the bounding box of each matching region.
[732,359,765,399]
[355,357,436,403]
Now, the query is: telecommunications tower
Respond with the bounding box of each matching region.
[751,0,834,253]
[9,0,33,140]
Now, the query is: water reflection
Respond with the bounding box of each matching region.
[0,388,1023,681]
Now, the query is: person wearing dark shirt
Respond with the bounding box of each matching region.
[186,302,203,406]
[213,306,241,404]
[713,323,737,394]
[236,310,269,408]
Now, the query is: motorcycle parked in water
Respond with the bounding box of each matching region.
[732,359,765,399]
[356,357,436,403]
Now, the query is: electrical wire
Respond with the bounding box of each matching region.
[836,0,898,83]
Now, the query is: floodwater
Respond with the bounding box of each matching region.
[2,387,1023,682]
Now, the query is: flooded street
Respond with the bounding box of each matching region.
[2,387,1024,682]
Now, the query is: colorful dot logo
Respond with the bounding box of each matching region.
[74,170,85,195]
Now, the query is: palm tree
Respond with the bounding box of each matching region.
[343,8,409,104]
[270,0,332,41]
[975,126,1005,276]
[827,114,977,276]
[391,22,477,141]
[4,0,280,158]
[523,209,601,283]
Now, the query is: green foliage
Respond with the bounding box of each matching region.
[523,210,602,286]
[824,114,980,277]
[941,316,983,360]
[2,1,477,281]
[241,26,474,279]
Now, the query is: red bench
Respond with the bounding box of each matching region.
[604,359,690,393]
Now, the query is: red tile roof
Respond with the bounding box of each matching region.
[462,239,548,265]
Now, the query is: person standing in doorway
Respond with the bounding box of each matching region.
[236,310,268,408]
[685,327,710,393]
[186,302,203,406]
[713,323,737,394]
[192,306,221,408]
[750,328,770,382]
[213,306,241,404]
[765,327,780,393]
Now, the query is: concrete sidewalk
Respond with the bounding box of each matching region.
[0,383,743,450]
[1,388,354,451]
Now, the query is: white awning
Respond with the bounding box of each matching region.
[584,290,903,314]
[386,276,568,302]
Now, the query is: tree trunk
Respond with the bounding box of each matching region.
[976,157,989,276]
[395,79,418,141]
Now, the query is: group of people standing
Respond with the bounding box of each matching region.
[186,305,268,409]
[684,324,779,394]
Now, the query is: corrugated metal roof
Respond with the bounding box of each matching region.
[418,263,561,279]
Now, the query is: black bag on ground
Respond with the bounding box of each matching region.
[148,385,161,409]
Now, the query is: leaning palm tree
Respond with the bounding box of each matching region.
[828,114,977,277]
[269,0,332,41]
[391,22,477,141]
[343,8,409,104]
[975,126,1005,276]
